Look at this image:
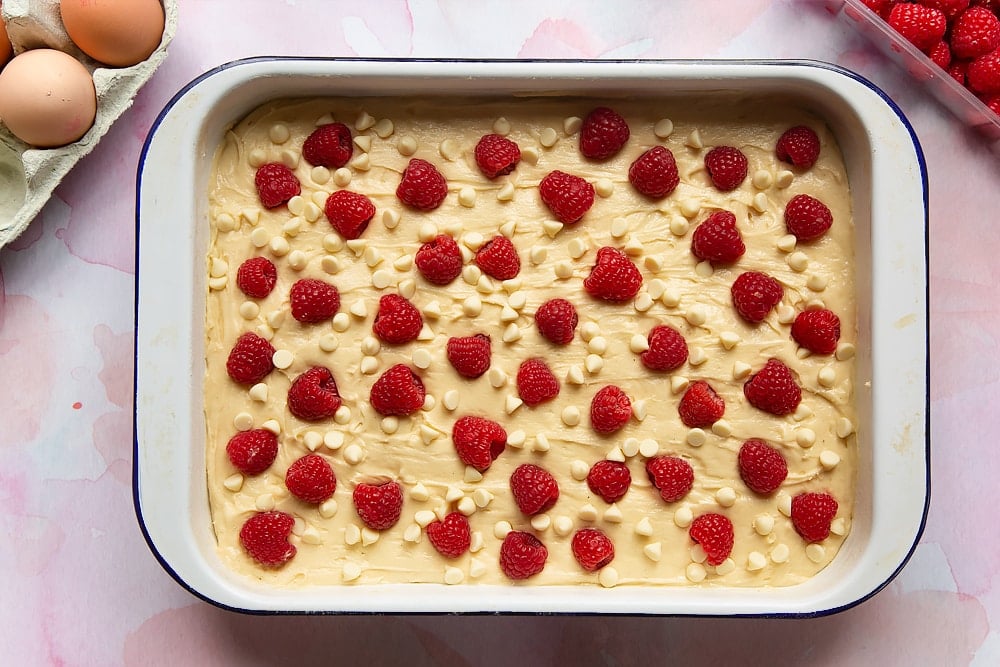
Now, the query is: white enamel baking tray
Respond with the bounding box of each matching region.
[134,58,929,616]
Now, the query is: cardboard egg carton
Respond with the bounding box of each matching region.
[0,0,178,250]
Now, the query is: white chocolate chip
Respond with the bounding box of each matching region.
[631,400,648,422]
[688,347,707,366]
[603,504,624,523]
[342,563,362,582]
[585,354,604,374]
[634,293,654,313]
[542,220,564,238]
[818,366,837,387]
[654,118,674,138]
[417,223,438,244]
[317,498,338,520]
[777,492,793,517]
[422,395,436,412]
[647,278,668,299]
[787,251,808,272]
[508,430,526,448]
[502,323,522,343]
[570,460,590,481]
[208,276,228,291]
[320,255,342,275]
[239,301,260,323]
[775,170,794,188]
[594,179,614,198]
[248,383,268,403]
[361,527,380,546]
[715,558,736,576]
[500,305,519,323]
[685,305,708,326]
[248,148,267,168]
[806,543,826,563]
[630,334,650,354]
[334,406,351,424]
[719,331,740,350]
[754,513,775,536]
[777,234,797,253]
[836,343,856,360]
[464,467,483,483]
[331,313,350,332]
[831,518,849,536]
[223,474,243,492]
[690,545,708,564]
[410,483,430,502]
[771,543,791,564]
[255,325,274,341]
[504,395,523,415]
[255,493,275,511]
[553,261,573,280]
[364,247,382,268]
[530,514,551,531]
[661,287,682,308]
[618,438,638,458]
[497,183,515,201]
[747,551,768,571]
[412,348,432,370]
[751,192,769,213]
[473,489,494,509]
[564,365,585,386]
[820,450,841,470]
[417,324,435,342]
[685,563,707,583]
[397,135,417,156]
[443,390,460,411]
[279,150,299,169]
[685,128,703,149]
[462,295,483,317]
[349,300,368,318]
[623,236,644,257]
[644,542,663,562]
[439,138,462,161]
[403,524,422,543]
[732,361,753,381]
[807,274,828,291]
[414,510,437,528]
[578,504,599,522]
[508,290,527,310]
[360,356,379,375]
[323,431,344,451]
[457,497,477,516]
[534,433,551,453]
[711,420,733,438]
[606,447,626,463]
[539,127,559,148]
[343,443,365,465]
[669,216,690,237]
[671,376,690,394]
[694,260,714,278]
[303,431,323,452]
[380,417,399,435]
[673,506,693,528]
[752,169,773,190]
[639,438,659,458]
[371,118,394,138]
[493,520,513,539]
[644,255,664,272]
[776,304,796,324]
[529,246,547,265]
[680,199,701,219]
[521,145,540,165]
[796,428,816,448]
[598,566,620,588]
[553,516,574,537]
[233,412,254,431]
[836,418,855,439]
[444,566,465,585]
[634,517,655,537]
[716,487,737,507]
[344,524,362,546]
[458,187,476,208]
[382,209,401,230]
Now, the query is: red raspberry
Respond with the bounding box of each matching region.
[791,308,842,355]
[396,158,448,210]
[983,93,1000,115]
[324,190,376,240]
[290,278,340,323]
[888,3,948,51]
[426,512,472,559]
[744,358,802,416]
[923,0,971,20]
[579,106,630,160]
[691,210,745,263]
[949,59,969,85]
[373,293,423,345]
[590,385,632,435]
[510,463,559,515]
[475,235,521,280]
[288,366,342,421]
[689,513,734,566]
[792,492,840,542]
[239,511,296,568]
[302,122,353,168]
[452,415,507,472]
[928,40,952,69]
[539,170,595,224]
[236,257,278,299]
[737,439,788,495]
[352,480,403,530]
[414,234,463,285]
[968,47,1000,93]
[586,460,632,503]
[446,334,492,378]
[254,163,301,209]
[285,453,337,504]
[678,380,725,428]
[516,358,560,407]
[646,456,694,503]
[226,332,275,385]
[583,246,642,301]
[784,194,833,241]
[775,126,821,169]
[474,133,521,178]
[704,146,748,191]
[640,325,688,371]
[571,528,615,572]
[226,428,279,475]
[499,531,547,580]
[370,364,426,416]
[731,271,784,323]
[628,145,680,198]
[534,298,578,345]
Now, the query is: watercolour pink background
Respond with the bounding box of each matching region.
[0,0,993,664]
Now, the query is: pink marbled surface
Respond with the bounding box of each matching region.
[0,0,993,664]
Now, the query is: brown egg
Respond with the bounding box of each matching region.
[0,11,12,66]
[0,49,97,147]
[60,0,165,67]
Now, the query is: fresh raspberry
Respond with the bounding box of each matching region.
[414,234,463,285]
[452,415,507,472]
[949,59,969,85]
[516,358,560,407]
[860,0,895,15]
[290,278,340,323]
[475,235,521,280]
[737,439,788,495]
[628,145,680,198]
[646,456,694,503]
[373,294,423,345]
[640,324,688,371]
[534,298,578,345]
[370,364,426,416]
[302,122,353,168]
[689,513,734,566]
[583,246,642,301]
[791,308,842,355]
[474,133,521,178]
[704,146,748,191]
[446,334,492,378]
[352,479,403,530]
[923,0,971,20]
[678,380,725,428]
[510,463,560,515]
[775,126,821,169]
[239,511,296,568]
[324,190,376,240]
[288,366,342,421]
[254,163,301,209]
[887,3,947,51]
[396,158,448,210]
[236,257,278,299]
[579,106,630,159]
[226,332,275,385]
[539,170,595,224]
[426,512,472,559]
[731,271,784,323]
[226,428,279,475]
[499,531,547,580]
[691,210,745,264]
[744,358,802,416]
[928,40,952,69]
[586,460,632,503]
[571,528,615,571]
[982,92,1000,115]
[968,47,1000,93]
[590,385,632,434]
[784,194,833,241]
[284,453,337,504]
[791,491,839,542]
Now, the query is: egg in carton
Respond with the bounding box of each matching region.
[0,0,178,250]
